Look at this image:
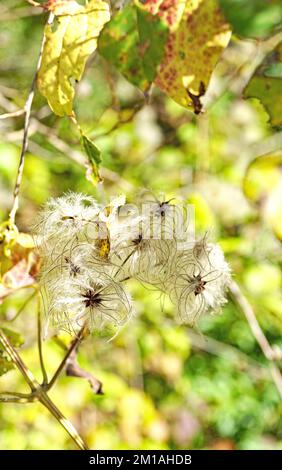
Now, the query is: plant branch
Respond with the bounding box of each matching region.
[37,297,48,385]
[8,12,54,225]
[0,109,25,120]
[66,347,103,395]
[47,324,88,390]
[26,0,42,6]
[0,328,38,391]
[38,393,89,450]
[229,280,282,399]
[9,289,37,323]
[0,88,134,192]
[0,396,33,404]
[0,328,89,450]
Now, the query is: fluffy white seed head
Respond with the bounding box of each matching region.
[170,241,231,325]
[46,273,133,334]
[34,193,100,255]
[35,192,231,334]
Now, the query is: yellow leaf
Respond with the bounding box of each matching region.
[17,233,35,249]
[96,237,111,259]
[138,0,231,111]
[37,0,110,116]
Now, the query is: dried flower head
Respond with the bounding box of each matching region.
[34,193,100,255]
[35,191,231,334]
[170,243,231,325]
[47,274,133,333]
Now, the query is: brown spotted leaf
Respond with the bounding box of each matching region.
[138,0,231,112]
[98,3,168,91]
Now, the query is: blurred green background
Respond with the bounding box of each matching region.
[0,0,282,450]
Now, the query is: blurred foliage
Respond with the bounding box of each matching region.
[219,0,282,38]
[0,0,282,451]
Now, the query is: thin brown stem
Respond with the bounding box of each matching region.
[8,12,54,224]
[37,296,48,385]
[26,0,42,6]
[229,280,282,399]
[0,396,33,404]
[9,289,37,322]
[47,324,87,390]
[0,391,33,398]
[0,109,25,120]
[0,328,38,391]
[38,393,89,450]
[0,328,88,450]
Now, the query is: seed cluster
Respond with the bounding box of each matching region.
[34,192,231,334]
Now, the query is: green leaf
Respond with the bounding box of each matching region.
[81,134,101,165]
[244,42,282,127]
[136,7,169,83]
[141,0,231,111]
[81,134,102,184]
[99,1,230,112]
[0,328,24,377]
[98,4,149,91]
[98,3,168,91]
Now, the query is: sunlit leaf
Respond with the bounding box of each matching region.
[37,0,110,116]
[244,77,282,128]
[81,134,101,165]
[243,152,282,240]
[16,233,35,249]
[99,0,230,112]
[82,134,103,184]
[138,0,231,111]
[244,42,282,127]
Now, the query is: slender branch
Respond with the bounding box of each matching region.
[26,0,42,6]
[66,347,103,395]
[47,324,87,390]
[38,393,89,450]
[0,328,38,391]
[30,119,134,190]
[229,280,282,361]
[37,296,48,385]
[8,12,54,224]
[270,365,282,399]
[0,328,88,450]
[0,88,134,191]
[8,289,37,322]
[229,280,282,399]
[0,391,32,398]
[0,392,35,406]
[0,109,25,120]
[0,396,33,404]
